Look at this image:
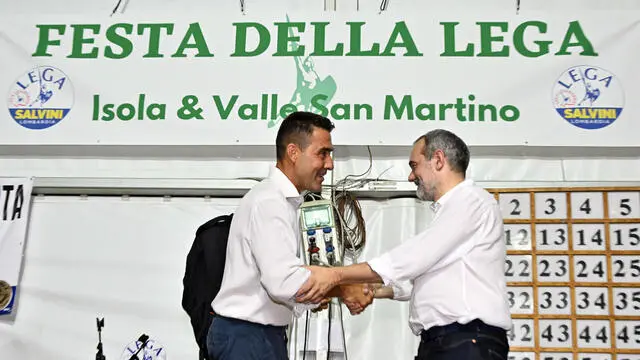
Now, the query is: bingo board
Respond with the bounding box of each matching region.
[491,187,640,360]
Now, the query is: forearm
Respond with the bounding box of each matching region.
[335,263,383,285]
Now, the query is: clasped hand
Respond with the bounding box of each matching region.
[298,265,374,315]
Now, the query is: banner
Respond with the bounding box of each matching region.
[0,177,33,316]
[1,6,639,147]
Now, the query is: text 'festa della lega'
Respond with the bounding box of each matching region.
[31,20,597,59]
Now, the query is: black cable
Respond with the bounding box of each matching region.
[110,0,123,16]
[326,304,331,360]
[302,310,309,360]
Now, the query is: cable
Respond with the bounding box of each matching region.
[302,310,310,360]
[326,304,332,360]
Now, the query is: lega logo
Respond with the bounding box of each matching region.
[7,66,74,130]
[120,336,167,360]
[552,65,624,130]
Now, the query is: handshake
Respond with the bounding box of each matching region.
[298,265,378,315]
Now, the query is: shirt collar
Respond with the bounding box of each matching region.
[268,166,304,207]
[430,178,474,213]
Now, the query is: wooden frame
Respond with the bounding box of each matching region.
[489,187,640,360]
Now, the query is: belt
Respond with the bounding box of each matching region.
[421,319,506,342]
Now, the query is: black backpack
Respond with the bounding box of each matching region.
[181,214,233,360]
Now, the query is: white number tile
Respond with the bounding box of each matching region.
[507,352,536,360]
[573,256,608,283]
[505,255,533,282]
[500,193,531,220]
[614,320,640,350]
[506,286,534,315]
[537,255,570,282]
[537,224,569,251]
[505,224,532,250]
[577,354,612,360]
[617,355,640,360]
[535,192,568,219]
[538,287,572,315]
[609,224,640,251]
[540,353,573,360]
[507,319,535,348]
[611,256,640,283]
[607,191,640,219]
[576,320,612,348]
[613,287,640,316]
[539,319,573,349]
[571,192,604,219]
[575,287,609,316]
[572,224,606,251]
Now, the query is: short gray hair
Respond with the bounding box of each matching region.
[414,129,470,174]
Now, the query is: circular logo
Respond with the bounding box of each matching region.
[7,66,74,130]
[120,337,167,360]
[0,280,13,311]
[552,65,624,130]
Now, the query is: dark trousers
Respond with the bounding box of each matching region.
[207,315,288,360]
[415,319,509,360]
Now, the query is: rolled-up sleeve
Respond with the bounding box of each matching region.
[369,198,488,286]
[248,198,317,313]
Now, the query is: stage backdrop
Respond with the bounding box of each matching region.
[1,4,639,147]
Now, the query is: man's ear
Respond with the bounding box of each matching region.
[287,143,299,163]
[434,149,446,171]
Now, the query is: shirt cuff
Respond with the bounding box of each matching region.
[390,281,412,301]
[292,302,321,318]
[368,254,396,287]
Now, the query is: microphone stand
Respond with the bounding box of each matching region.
[96,318,106,360]
[128,334,150,360]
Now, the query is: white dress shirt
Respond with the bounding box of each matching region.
[212,166,316,326]
[368,179,512,335]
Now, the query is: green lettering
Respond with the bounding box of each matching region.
[384,95,414,120]
[439,103,454,120]
[171,23,214,58]
[310,94,329,116]
[477,22,509,57]
[513,21,551,57]
[500,105,519,121]
[239,104,259,120]
[138,23,174,58]
[415,104,435,120]
[479,105,497,121]
[232,23,270,57]
[440,22,474,57]
[68,24,101,58]
[380,21,423,56]
[273,22,305,56]
[104,23,134,59]
[213,95,238,119]
[555,21,598,56]
[310,22,344,56]
[32,24,66,57]
[346,22,380,56]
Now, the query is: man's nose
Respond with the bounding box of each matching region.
[325,156,334,170]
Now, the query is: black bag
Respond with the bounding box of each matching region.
[181,214,233,360]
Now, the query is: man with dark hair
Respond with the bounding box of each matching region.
[207,111,373,360]
[295,129,512,360]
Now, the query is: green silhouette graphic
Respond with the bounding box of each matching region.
[267,16,337,128]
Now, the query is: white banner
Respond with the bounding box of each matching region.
[1,5,639,147]
[0,177,33,316]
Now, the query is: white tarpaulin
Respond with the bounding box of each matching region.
[0,177,33,316]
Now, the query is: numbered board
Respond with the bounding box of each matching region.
[494,188,640,360]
